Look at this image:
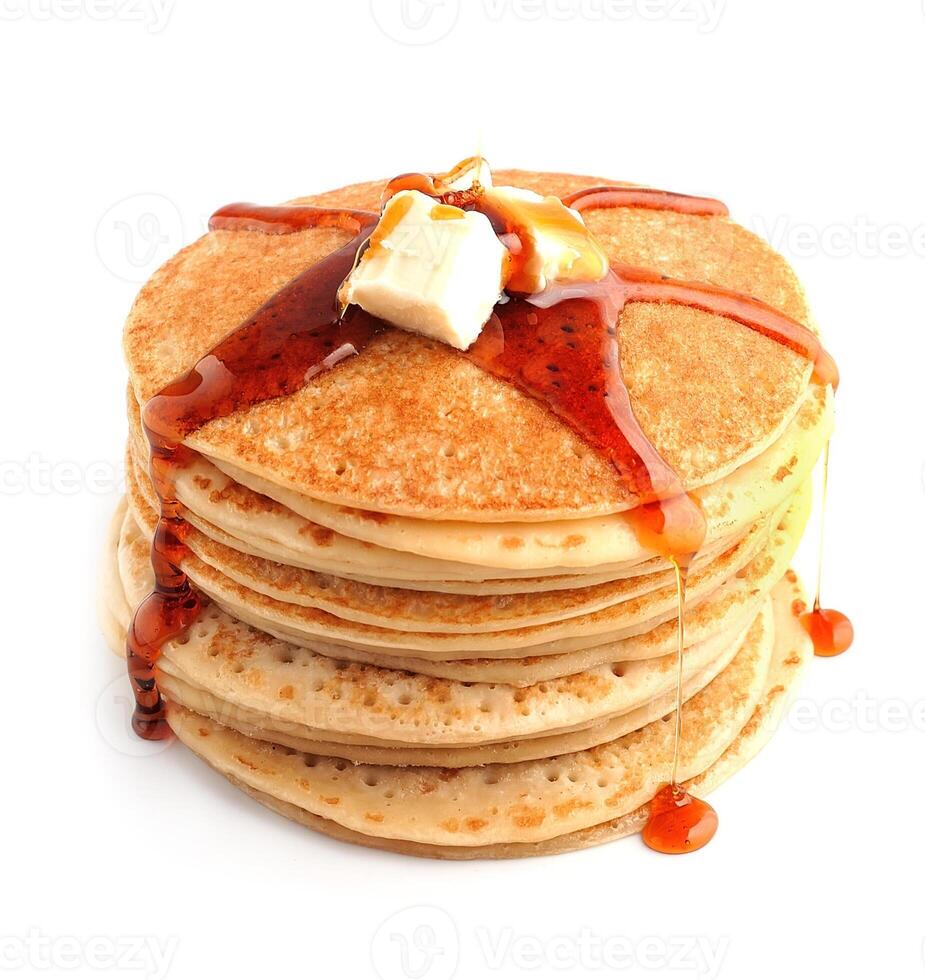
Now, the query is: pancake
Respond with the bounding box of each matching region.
[105,165,834,858]
[101,505,760,766]
[163,574,810,856]
[108,495,805,748]
[126,380,829,574]
[123,485,808,660]
[127,443,785,636]
[126,403,744,590]
[124,170,815,522]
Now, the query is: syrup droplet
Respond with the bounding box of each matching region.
[642,784,718,854]
[801,606,854,657]
[803,440,853,657]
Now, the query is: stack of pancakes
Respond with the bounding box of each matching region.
[99,170,826,857]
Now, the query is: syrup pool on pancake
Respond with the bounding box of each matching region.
[125,157,850,856]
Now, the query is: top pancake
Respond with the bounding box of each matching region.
[123,170,814,521]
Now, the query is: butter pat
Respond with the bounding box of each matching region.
[339,190,507,351]
[482,186,609,294]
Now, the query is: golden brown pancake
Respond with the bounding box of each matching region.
[123,171,814,520]
[105,167,830,857]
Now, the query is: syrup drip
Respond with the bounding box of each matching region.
[126,177,846,860]
[382,159,487,210]
[801,441,854,656]
[126,204,378,738]
[642,784,718,854]
[640,561,719,854]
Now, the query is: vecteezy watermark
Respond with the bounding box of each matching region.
[0,0,175,32]
[475,928,729,977]
[788,693,925,735]
[479,0,725,31]
[370,0,460,45]
[0,455,122,496]
[0,929,178,979]
[96,193,186,283]
[371,906,730,979]
[750,214,925,260]
[371,906,460,980]
[370,0,726,44]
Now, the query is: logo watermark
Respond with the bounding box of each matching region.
[371,0,726,43]
[0,0,175,32]
[0,455,122,496]
[371,905,729,978]
[371,906,460,980]
[475,928,729,976]
[751,214,925,260]
[96,193,186,283]
[370,0,460,45]
[96,673,175,758]
[788,692,925,735]
[0,929,178,979]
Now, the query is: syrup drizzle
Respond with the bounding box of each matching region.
[126,205,378,738]
[125,179,846,857]
[563,185,730,218]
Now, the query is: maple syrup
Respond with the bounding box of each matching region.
[126,204,379,738]
[801,441,854,656]
[640,559,717,854]
[563,185,729,217]
[642,784,718,854]
[125,173,847,858]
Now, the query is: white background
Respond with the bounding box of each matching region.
[2,1,923,978]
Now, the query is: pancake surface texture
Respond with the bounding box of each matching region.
[103,166,830,857]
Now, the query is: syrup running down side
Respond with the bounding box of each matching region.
[126,205,379,738]
[125,180,848,856]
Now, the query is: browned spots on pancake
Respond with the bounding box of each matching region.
[233,754,265,773]
[299,523,335,547]
[548,670,612,703]
[340,506,391,525]
[562,534,586,548]
[784,654,802,666]
[502,536,525,550]
[278,684,295,700]
[508,804,545,829]
[785,569,798,583]
[321,795,340,806]
[208,480,279,515]
[774,455,798,482]
[206,625,257,669]
[193,476,212,490]
[197,727,209,737]
[365,812,385,823]
[553,798,593,819]
[792,599,807,616]
[767,684,786,698]
[297,778,311,792]
[419,779,438,794]
[464,817,488,831]
[440,818,460,833]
